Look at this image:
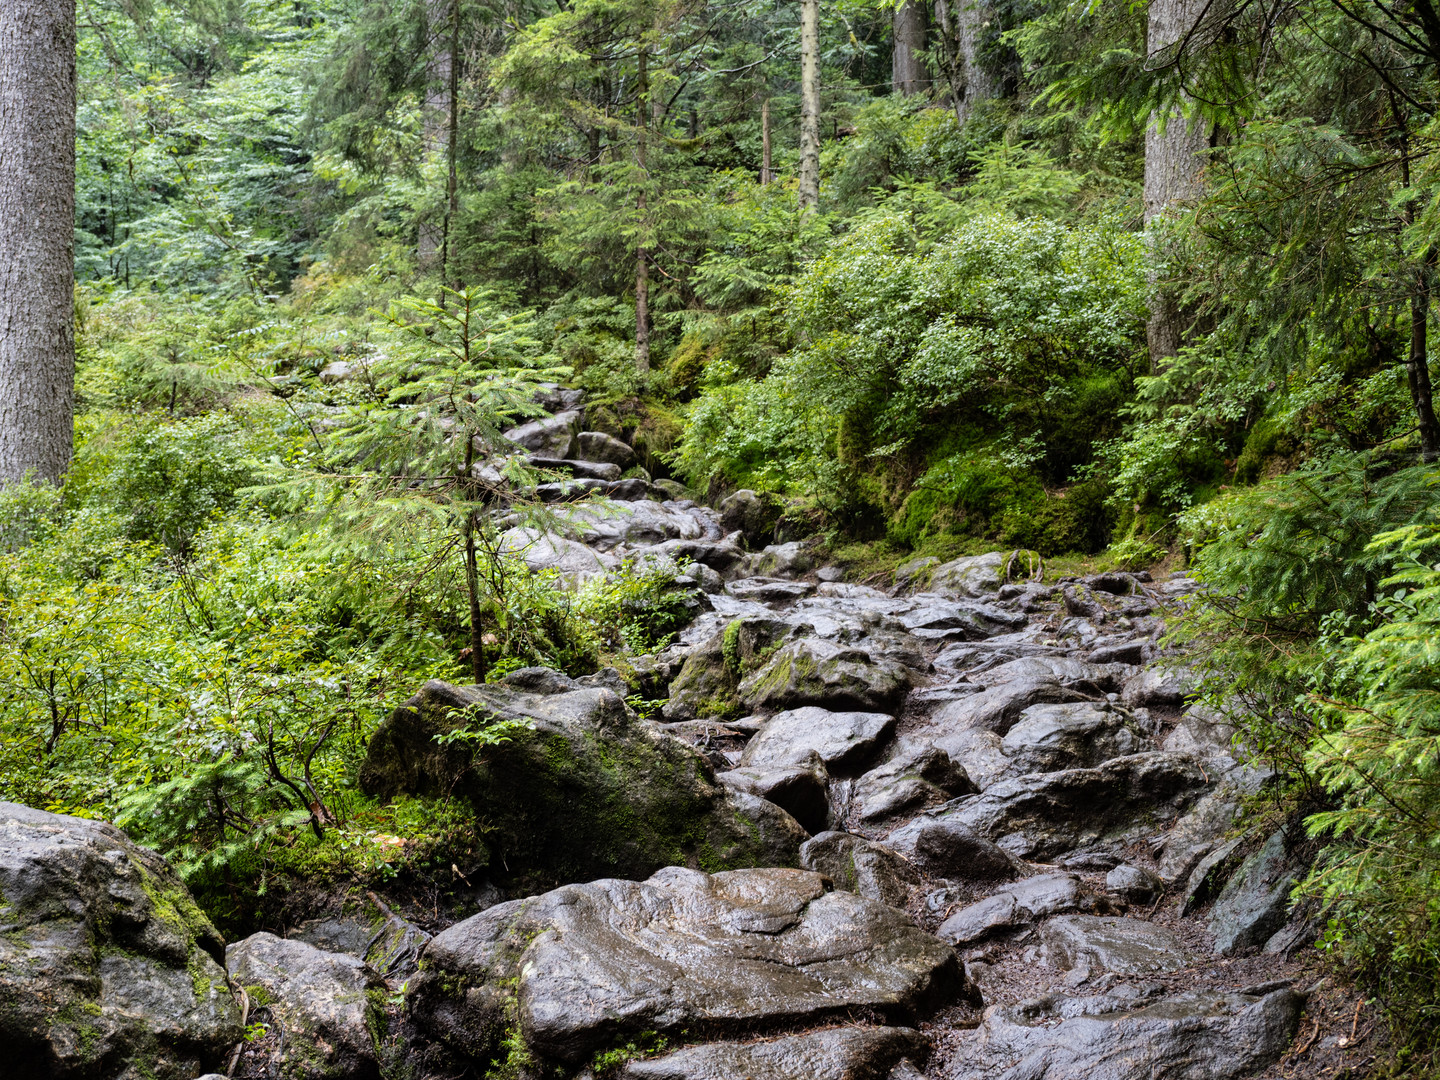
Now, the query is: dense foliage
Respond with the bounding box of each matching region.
[0,0,1438,1063]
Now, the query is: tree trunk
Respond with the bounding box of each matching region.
[761,98,772,184]
[440,0,460,293]
[1408,286,1440,462]
[461,430,485,684]
[0,0,76,485]
[635,47,651,371]
[892,0,928,96]
[418,0,451,267]
[1143,0,1209,370]
[798,0,821,212]
[941,0,993,123]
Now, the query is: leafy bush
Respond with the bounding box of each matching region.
[1303,517,1440,1050]
[678,211,1146,546]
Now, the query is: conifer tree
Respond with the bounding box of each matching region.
[0,0,76,484]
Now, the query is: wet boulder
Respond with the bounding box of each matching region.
[499,526,611,582]
[740,706,897,772]
[979,657,1131,695]
[938,873,1096,946]
[850,741,975,825]
[226,934,384,1080]
[718,489,781,549]
[799,832,922,908]
[941,752,1209,861]
[359,676,805,887]
[529,455,623,482]
[1155,786,1246,883]
[1208,829,1305,956]
[884,818,1027,882]
[1040,915,1190,976]
[725,577,816,603]
[1121,664,1195,709]
[737,639,912,714]
[719,753,831,835]
[929,551,1033,599]
[409,867,968,1068]
[504,409,582,459]
[619,1026,927,1080]
[998,703,1144,776]
[946,985,1303,1080]
[576,430,637,469]
[929,679,1093,737]
[748,541,816,578]
[0,803,241,1080]
[1105,863,1164,905]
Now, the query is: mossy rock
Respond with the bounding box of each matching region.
[0,802,241,1079]
[359,675,803,889]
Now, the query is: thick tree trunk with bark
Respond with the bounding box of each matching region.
[761,98,772,184]
[798,0,820,213]
[892,0,929,96]
[418,0,452,267]
[936,0,993,123]
[1408,286,1440,462]
[0,0,76,484]
[440,0,460,291]
[1143,0,1209,370]
[635,48,651,371]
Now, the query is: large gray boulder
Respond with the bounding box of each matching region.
[288,898,431,984]
[946,985,1303,1080]
[554,500,718,551]
[740,706,897,772]
[850,740,975,825]
[577,430,638,468]
[938,874,1096,946]
[980,657,1131,694]
[718,489,780,549]
[929,552,1014,598]
[737,639,912,714]
[0,803,241,1080]
[1208,829,1303,956]
[1040,915,1190,976]
[226,934,384,1080]
[409,867,968,1068]
[504,409,583,458]
[799,831,922,908]
[620,1026,927,1080]
[928,679,1092,736]
[745,541,816,578]
[529,455,623,482]
[884,817,1026,881]
[939,752,1209,860]
[1121,663,1195,708]
[358,676,805,887]
[499,526,610,581]
[998,703,1144,776]
[1156,787,1244,882]
[718,754,831,835]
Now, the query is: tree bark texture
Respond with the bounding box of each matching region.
[798,0,820,213]
[892,0,929,96]
[1408,287,1440,462]
[418,0,452,267]
[761,98,772,184]
[939,0,993,124]
[442,0,460,291]
[635,48,651,371]
[1143,0,1209,370]
[0,0,76,484]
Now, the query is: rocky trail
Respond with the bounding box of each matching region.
[0,399,1382,1080]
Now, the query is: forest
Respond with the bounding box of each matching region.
[1,0,1439,1077]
